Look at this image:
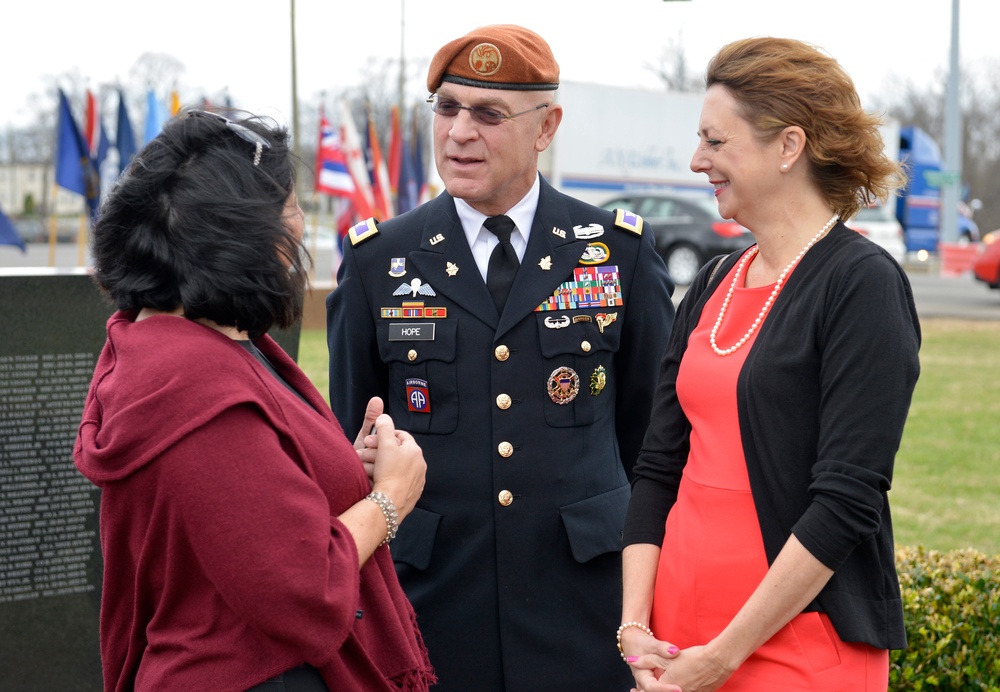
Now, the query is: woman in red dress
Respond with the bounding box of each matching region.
[618,38,920,691]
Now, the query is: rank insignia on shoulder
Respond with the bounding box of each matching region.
[614,209,643,236]
[348,218,379,246]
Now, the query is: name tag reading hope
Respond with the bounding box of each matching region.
[388,322,436,341]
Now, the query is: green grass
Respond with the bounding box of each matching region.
[296,317,1000,555]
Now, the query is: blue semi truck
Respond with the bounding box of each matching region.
[895,125,978,253]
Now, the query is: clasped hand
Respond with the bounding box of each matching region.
[625,631,733,692]
[352,397,425,520]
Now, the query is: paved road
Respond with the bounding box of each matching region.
[4,243,999,321]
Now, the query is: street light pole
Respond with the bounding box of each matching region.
[940,0,961,244]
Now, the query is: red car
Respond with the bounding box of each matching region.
[973,232,1000,289]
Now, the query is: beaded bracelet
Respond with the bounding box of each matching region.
[365,491,399,546]
[616,621,654,662]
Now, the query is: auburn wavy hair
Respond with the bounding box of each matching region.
[705,37,906,220]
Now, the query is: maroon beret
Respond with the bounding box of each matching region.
[426,24,560,92]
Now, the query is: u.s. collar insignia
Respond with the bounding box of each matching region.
[348,218,379,246]
[388,257,406,277]
[614,209,643,236]
[446,261,459,277]
[547,366,580,405]
[539,256,552,271]
[573,223,605,240]
[393,278,437,297]
[579,242,610,265]
[551,227,567,239]
[429,233,445,245]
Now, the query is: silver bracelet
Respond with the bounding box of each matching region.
[365,491,399,546]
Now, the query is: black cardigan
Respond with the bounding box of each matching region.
[624,223,920,650]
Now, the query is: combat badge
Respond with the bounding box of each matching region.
[573,223,605,240]
[544,315,571,329]
[406,378,431,413]
[590,365,607,396]
[547,366,580,405]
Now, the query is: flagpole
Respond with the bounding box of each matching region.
[47,183,58,267]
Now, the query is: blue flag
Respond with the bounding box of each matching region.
[55,89,100,219]
[0,205,27,252]
[117,90,137,176]
[397,121,419,214]
[144,89,169,145]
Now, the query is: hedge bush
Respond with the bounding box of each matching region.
[891,546,1000,690]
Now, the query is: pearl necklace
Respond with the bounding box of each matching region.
[710,214,839,356]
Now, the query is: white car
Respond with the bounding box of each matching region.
[846,203,906,264]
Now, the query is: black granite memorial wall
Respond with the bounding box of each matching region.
[0,271,300,689]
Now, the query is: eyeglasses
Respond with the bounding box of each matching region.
[187,110,272,166]
[426,95,549,126]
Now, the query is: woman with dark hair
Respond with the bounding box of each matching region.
[618,38,920,691]
[74,111,435,691]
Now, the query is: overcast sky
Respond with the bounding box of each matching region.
[3,0,997,130]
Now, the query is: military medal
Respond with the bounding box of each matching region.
[547,366,580,405]
[590,365,607,396]
[595,312,618,333]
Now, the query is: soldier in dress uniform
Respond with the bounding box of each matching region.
[326,24,675,691]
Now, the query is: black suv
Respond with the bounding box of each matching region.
[598,191,754,285]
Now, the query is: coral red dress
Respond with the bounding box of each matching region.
[650,251,889,689]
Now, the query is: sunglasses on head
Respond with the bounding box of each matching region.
[426,94,549,127]
[186,111,272,166]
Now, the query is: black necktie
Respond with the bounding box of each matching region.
[484,215,519,314]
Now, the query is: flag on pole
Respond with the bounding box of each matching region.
[144,88,169,144]
[55,88,100,219]
[412,111,432,204]
[366,108,394,219]
[170,87,182,116]
[84,89,98,154]
[0,204,26,252]
[338,98,376,221]
[315,108,355,198]
[396,115,419,214]
[388,105,403,196]
[116,90,137,176]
